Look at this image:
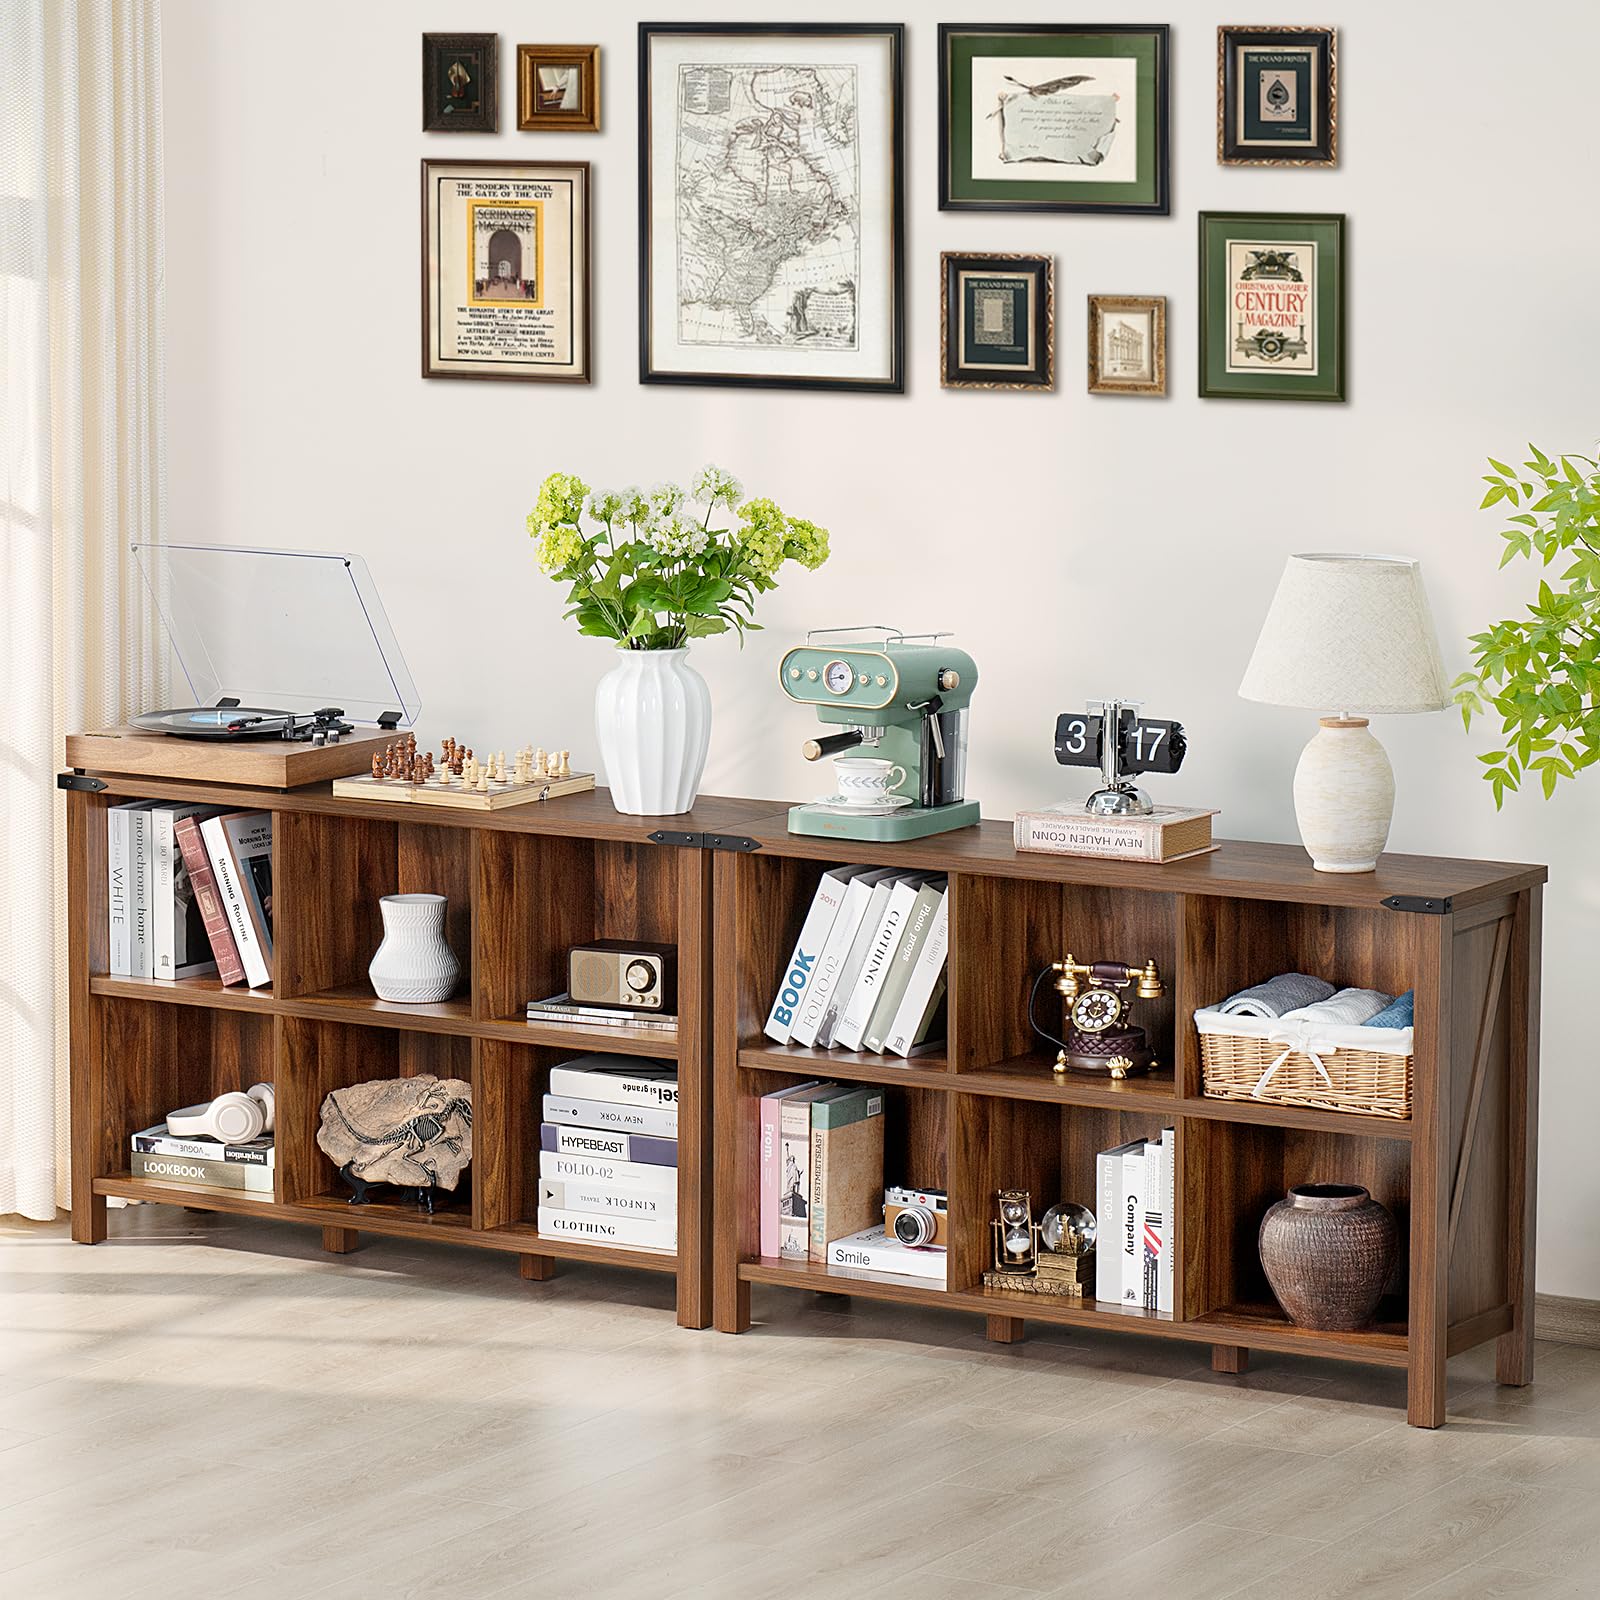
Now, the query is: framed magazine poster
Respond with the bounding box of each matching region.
[638,23,905,393]
[938,24,1170,215]
[421,159,591,383]
[1198,211,1345,402]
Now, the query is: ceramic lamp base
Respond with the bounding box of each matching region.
[1292,717,1395,874]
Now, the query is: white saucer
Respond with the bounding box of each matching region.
[806,794,915,816]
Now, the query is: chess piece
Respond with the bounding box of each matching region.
[475,765,491,793]
[371,754,382,780]
[534,747,548,778]
[556,750,571,778]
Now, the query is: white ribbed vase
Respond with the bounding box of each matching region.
[1292,718,1396,873]
[368,894,461,1003]
[594,648,712,815]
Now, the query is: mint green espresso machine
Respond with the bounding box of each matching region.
[779,628,981,841]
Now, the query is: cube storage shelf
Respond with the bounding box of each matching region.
[710,819,1544,1428]
[67,774,779,1328]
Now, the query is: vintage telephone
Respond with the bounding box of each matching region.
[1029,954,1165,1079]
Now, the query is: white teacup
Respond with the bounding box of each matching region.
[833,757,907,805]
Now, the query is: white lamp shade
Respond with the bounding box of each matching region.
[1239,553,1450,714]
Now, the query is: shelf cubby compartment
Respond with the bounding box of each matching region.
[475,829,683,1040]
[1181,1116,1411,1360]
[272,810,474,1017]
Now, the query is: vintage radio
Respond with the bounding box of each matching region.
[567,940,677,1012]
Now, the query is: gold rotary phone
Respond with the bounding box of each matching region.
[1029,954,1165,1079]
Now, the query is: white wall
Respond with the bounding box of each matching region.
[162,2,1600,1298]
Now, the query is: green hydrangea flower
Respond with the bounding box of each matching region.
[737,498,786,578]
[534,521,584,574]
[783,516,830,571]
[533,471,590,529]
[587,488,625,524]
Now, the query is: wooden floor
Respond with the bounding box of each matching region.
[2,1213,1597,1599]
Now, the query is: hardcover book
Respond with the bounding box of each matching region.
[151,804,222,981]
[808,1085,885,1260]
[542,1094,678,1139]
[540,1122,677,1166]
[536,1205,676,1253]
[174,815,246,987]
[547,1056,677,1109]
[1119,1141,1148,1307]
[884,890,951,1057]
[127,802,153,978]
[107,802,134,976]
[527,994,678,1033]
[1013,805,1219,864]
[833,874,927,1052]
[130,1151,273,1194]
[825,1226,947,1283]
[764,867,861,1043]
[862,879,946,1053]
[788,868,894,1047]
[538,1148,678,1195]
[1096,1138,1146,1307]
[220,811,274,969]
[131,1123,274,1167]
[759,1080,821,1258]
[778,1081,838,1258]
[201,813,270,988]
[537,1177,676,1220]
[815,873,902,1048]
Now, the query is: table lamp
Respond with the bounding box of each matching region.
[1239,554,1449,873]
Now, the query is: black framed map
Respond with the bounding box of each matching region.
[638,23,905,392]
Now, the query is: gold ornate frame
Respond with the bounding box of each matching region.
[517,44,600,133]
[1087,295,1167,396]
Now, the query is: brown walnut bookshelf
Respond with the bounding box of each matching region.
[709,818,1545,1429]
[65,770,778,1330]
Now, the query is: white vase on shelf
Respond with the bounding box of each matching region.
[594,647,712,816]
[368,893,460,1004]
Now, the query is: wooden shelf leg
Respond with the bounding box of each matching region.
[1211,1344,1249,1374]
[519,1253,556,1282]
[1498,885,1541,1390]
[714,1276,751,1335]
[1408,915,1453,1430]
[321,1226,359,1255]
[986,1314,1026,1344]
[70,1194,107,1245]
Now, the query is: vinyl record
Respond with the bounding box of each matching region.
[131,706,296,740]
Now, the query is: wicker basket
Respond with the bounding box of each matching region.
[1194,1008,1413,1120]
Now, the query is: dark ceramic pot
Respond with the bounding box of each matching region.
[1259,1183,1397,1332]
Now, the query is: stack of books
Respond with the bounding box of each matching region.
[1013,804,1218,865]
[128,1121,274,1195]
[536,1055,678,1252]
[525,994,676,1036]
[107,802,274,988]
[764,868,949,1057]
[758,1079,884,1262]
[1096,1127,1177,1312]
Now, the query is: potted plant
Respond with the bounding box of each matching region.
[1454,445,1600,805]
[527,467,829,814]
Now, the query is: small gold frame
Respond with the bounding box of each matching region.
[517,44,600,133]
[1087,294,1167,397]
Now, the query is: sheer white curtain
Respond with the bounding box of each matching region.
[0,0,166,1218]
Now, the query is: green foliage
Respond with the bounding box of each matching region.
[1453,444,1600,807]
[525,467,829,651]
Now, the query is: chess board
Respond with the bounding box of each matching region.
[330,770,596,810]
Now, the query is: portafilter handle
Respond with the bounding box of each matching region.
[802,729,872,761]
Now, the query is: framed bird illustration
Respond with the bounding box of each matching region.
[938,24,1170,214]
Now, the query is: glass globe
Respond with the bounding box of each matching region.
[1040,1201,1096,1256]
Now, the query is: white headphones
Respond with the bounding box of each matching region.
[167,1082,275,1144]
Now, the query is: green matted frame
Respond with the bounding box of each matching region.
[938,24,1170,214]
[1199,210,1346,402]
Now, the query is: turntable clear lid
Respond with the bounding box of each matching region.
[133,543,420,728]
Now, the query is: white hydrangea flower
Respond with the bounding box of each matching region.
[653,511,709,559]
[691,464,743,507]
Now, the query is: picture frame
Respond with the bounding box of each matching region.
[421,158,591,384]
[1217,26,1337,166]
[517,44,600,133]
[1198,211,1345,402]
[940,253,1053,391]
[938,24,1170,215]
[638,22,905,393]
[1087,295,1166,396]
[422,33,499,134]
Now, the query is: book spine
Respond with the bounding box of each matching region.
[789,879,870,1047]
[131,1134,274,1166]
[1159,1128,1176,1314]
[542,1095,678,1139]
[130,1153,273,1193]
[1097,1148,1121,1306]
[885,894,951,1056]
[152,809,177,979]
[547,1065,678,1109]
[176,817,245,986]
[128,807,152,977]
[225,814,274,967]
[203,817,268,988]
[809,1116,829,1261]
[764,871,849,1043]
[107,808,131,975]
[833,884,916,1052]
[1143,1139,1163,1311]
[538,1178,676,1220]
[536,1206,676,1252]
[759,1089,785,1258]
[538,1149,677,1194]
[527,1000,678,1027]
[779,1093,814,1258]
[539,1123,677,1165]
[1120,1147,1146,1306]
[863,883,942,1053]
[1013,814,1159,861]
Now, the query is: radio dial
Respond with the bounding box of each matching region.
[625,960,656,993]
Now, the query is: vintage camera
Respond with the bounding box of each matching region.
[885,1185,949,1249]
[567,940,677,1012]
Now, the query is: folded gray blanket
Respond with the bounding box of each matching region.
[1280,988,1393,1027]
[1217,973,1335,1018]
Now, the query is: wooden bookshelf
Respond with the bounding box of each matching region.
[709,819,1544,1427]
[65,770,778,1329]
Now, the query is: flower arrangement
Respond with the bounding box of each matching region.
[527,466,829,651]
[1454,445,1600,806]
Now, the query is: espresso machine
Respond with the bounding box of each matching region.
[779,628,981,841]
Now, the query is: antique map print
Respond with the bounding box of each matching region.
[675,62,860,350]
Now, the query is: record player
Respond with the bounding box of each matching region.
[64,544,420,789]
